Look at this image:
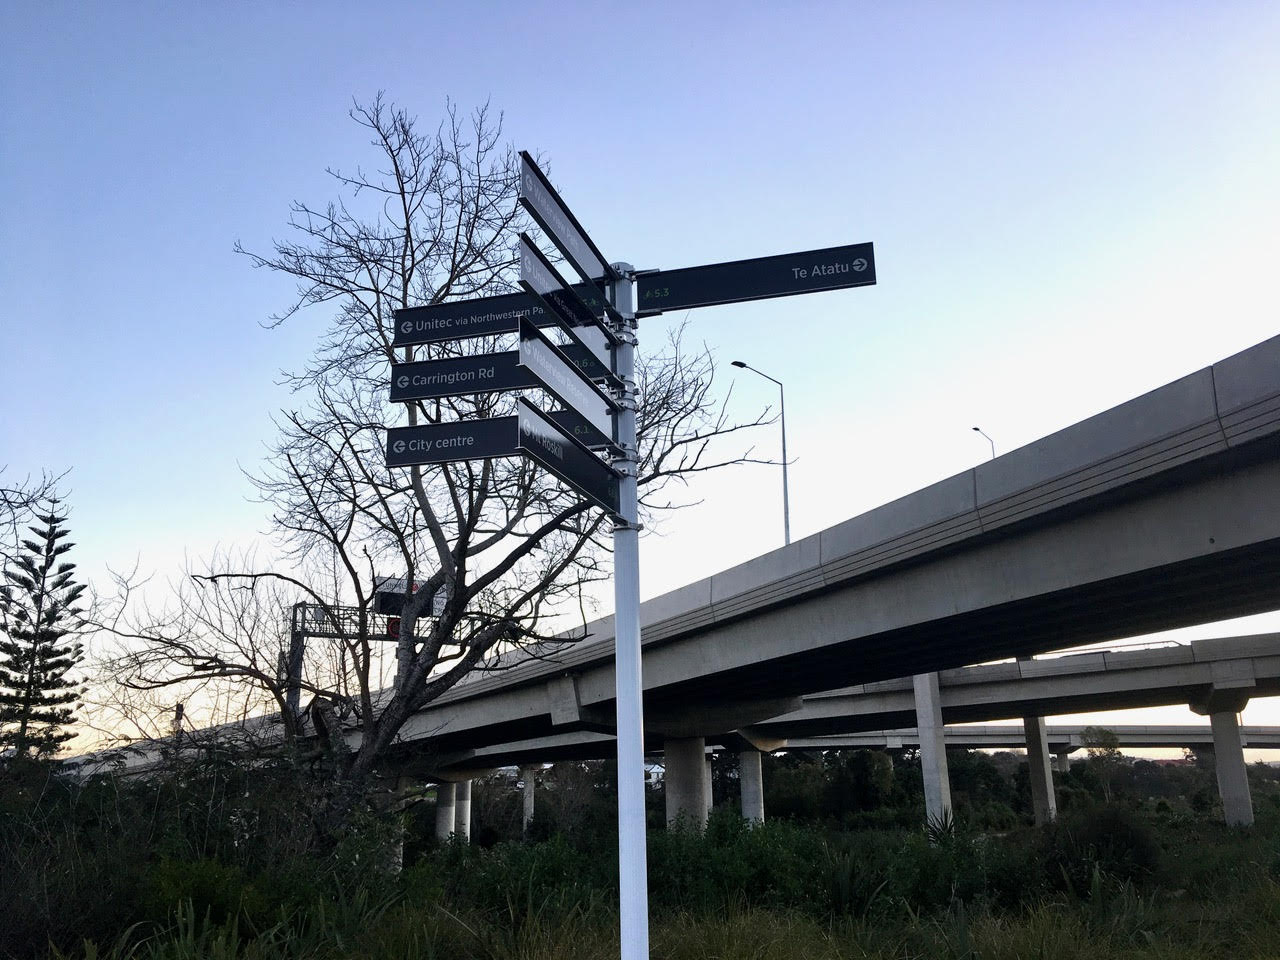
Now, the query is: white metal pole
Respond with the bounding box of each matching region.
[609,264,649,958]
[778,380,790,546]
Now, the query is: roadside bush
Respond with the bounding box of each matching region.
[1042,805,1161,895]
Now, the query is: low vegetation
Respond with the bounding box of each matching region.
[4,745,1280,959]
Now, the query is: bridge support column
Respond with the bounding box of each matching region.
[434,782,456,841]
[1023,714,1057,824]
[454,780,472,842]
[739,749,765,822]
[704,753,714,818]
[913,672,952,828]
[1055,751,1072,774]
[1193,685,1255,827]
[1209,710,1254,827]
[665,737,708,828]
[520,766,536,837]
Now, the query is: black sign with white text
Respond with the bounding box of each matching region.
[385,417,518,467]
[517,399,620,515]
[518,317,616,439]
[390,343,612,403]
[392,286,612,348]
[636,242,876,315]
[519,151,616,285]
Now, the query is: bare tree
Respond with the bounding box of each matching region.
[104,96,769,824]
[0,469,62,565]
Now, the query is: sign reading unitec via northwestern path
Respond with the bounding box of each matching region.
[392,286,610,348]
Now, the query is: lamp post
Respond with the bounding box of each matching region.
[972,426,996,461]
[732,360,790,546]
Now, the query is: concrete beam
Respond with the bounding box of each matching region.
[644,696,803,738]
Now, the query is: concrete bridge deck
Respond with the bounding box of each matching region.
[380,334,1280,761]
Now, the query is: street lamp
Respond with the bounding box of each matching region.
[972,426,996,460]
[732,360,790,546]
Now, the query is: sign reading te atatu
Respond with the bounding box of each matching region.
[636,242,876,315]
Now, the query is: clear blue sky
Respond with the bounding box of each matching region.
[3,2,1278,739]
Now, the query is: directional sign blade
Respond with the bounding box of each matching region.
[390,344,612,403]
[519,233,620,385]
[519,151,617,285]
[636,242,876,315]
[520,233,617,331]
[385,416,518,467]
[517,398,620,515]
[548,408,619,453]
[392,286,614,348]
[518,317,616,440]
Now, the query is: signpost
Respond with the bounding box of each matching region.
[383,150,876,960]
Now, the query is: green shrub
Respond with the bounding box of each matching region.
[1042,805,1161,895]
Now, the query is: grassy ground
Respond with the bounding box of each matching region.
[33,808,1280,960]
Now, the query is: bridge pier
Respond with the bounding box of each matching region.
[1055,750,1072,774]
[454,779,472,841]
[1209,709,1254,827]
[1023,714,1057,824]
[704,752,714,818]
[913,672,952,828]
[1193,686,1255,827]
[739,749,765,822]
[434,781,456,841]
[665,736,708,827]
[520,765,537,837]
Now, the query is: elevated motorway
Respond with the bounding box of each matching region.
[784,724,1280,753]
[742,634,1280,741]
[384,334,1280,761]
[427,634,1280,771]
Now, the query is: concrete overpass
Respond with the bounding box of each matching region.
[417,633,1279,836]
[74,336,1280,836]
[379,334,1280,831]
[783,724,1280,757]
[385,333,1280,759]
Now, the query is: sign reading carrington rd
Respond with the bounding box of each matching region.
[635,241,876,315]
[389,342,611,403]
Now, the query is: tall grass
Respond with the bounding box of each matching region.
[21,805,1280,959]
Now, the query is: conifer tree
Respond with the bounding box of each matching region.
[0,502,86,758]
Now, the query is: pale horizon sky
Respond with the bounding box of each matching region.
[3,2,1279,750]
